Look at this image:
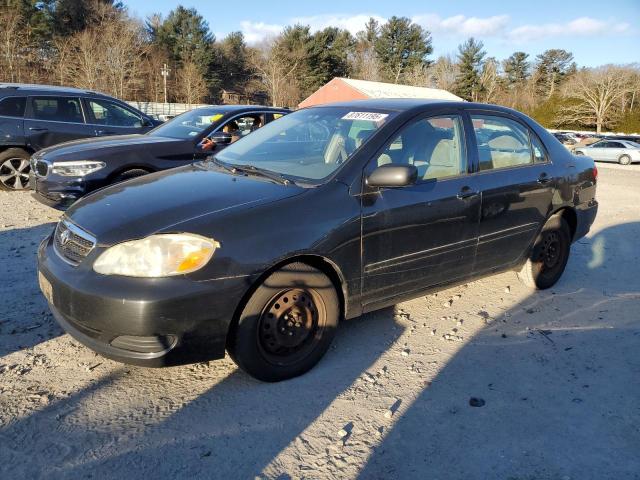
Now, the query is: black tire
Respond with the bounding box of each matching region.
[0,148,31,191]
[227,262,340,382]
[114,168,149,183]
[517,214,571,290]
[618,154,631,165]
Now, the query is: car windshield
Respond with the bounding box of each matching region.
[625,141,640,148]
[149,108,226,139]
[213,107,394,182]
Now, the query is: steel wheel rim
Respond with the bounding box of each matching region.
[0,158,30,190]
[257,288,324,365]
[539,231,562,269]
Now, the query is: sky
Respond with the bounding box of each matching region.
[124,0,640,67]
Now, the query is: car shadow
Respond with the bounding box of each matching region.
[0,222,61,357]
[1,306,407,479]
[357,221,640,479]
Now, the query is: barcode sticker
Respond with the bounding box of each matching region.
[341,112,389,122]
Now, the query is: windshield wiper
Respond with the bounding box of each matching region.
[229,164,294,185]
[207,156,236,174]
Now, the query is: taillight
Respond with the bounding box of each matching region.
[593,165,598,182]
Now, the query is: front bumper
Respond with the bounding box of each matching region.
[29,172,102,210]
[37,233,251,367]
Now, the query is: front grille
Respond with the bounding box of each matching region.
[53,220,96,266]
[35,160,49,177]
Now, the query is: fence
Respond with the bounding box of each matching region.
[125,101,210,120]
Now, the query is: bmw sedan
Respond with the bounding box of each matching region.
[37,99,598,381]
[574,139,640,164]
[29,105,288,209]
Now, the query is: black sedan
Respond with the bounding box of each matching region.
[37,99,598,381]
[29,105,289,208]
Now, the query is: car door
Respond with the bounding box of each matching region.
[24,96,95,150]
[361,112,481,309]
[586,141,608,161]
[606,141,625,161]
[469,112,555,273]
[83,97,151,137]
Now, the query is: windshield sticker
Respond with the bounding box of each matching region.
[211,114,223,122]
[341,112,389,123]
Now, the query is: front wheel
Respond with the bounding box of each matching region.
[517,214,571,290]
[227,262,339,382]
[618,154,631,165]
[0,148,31,191]
[114,168,149,183]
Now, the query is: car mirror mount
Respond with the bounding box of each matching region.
[366,164,418,188]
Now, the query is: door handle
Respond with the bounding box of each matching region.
[29,127,48,132]
[537,173,552,184]
[457,186,479,200]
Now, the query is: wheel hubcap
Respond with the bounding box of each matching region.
[0,158,30,190]
[258,288,319,357]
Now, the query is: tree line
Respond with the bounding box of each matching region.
[1,0,639,133]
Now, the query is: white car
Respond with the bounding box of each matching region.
[574,139,640,165]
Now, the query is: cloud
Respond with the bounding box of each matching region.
[412,14,510,37]
[508,17,631,42]
[240,20,283,43]
[239,14,632,45]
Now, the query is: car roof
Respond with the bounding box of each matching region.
[304,98,525,116]
[0,82,111,96]
[191,105,289,113]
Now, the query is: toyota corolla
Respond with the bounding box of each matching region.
[37,99,598,381]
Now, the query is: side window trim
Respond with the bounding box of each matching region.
[468,110,543,173]
[367,109,470,184]
[83,97,145,128]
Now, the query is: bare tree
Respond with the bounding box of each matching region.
[479,57,499,103]
[175,61,208,105]
[249,37,302,107]
[557,66,635,133]
[426,56,459,92]
[0,9,27,82]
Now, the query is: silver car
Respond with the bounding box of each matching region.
[574,139,640,165]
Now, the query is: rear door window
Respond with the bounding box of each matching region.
[30,97,84,123]
[471,115,533,170]
[0,97,26,117]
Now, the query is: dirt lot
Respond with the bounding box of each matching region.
[1,164,639,479]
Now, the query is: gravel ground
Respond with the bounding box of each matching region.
[1,163,639,479]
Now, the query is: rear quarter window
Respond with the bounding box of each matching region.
[0,97,26,118]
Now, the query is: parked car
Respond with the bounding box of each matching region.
[574,139,640,164]
[0,83,160,191]
[37,99,598,381]
[552,132,577,146]
[603,135,640,144]
[30,105,289,209]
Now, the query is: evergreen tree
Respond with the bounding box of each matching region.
[453,37,486,101]
[503,51,530,86]
[535,49,576,97]
[374,16,432,83]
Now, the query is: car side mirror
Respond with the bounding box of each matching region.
[210,132,233,145]
[141,117,154,127]
[367,164,418,188]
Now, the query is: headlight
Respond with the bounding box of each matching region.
[52,160,106,177]
[93,233,220,277]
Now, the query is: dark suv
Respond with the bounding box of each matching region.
[0,83,159,190]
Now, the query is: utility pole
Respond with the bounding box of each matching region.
[161,63,170,104]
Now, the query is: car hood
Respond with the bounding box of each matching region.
[65,163,305,245]
[38,134,184,160]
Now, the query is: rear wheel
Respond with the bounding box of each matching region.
[227,262,339,382]
[618,154,631,165]
[114,168,149,183]
[0,148,31,191]
[517,214,571,290]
